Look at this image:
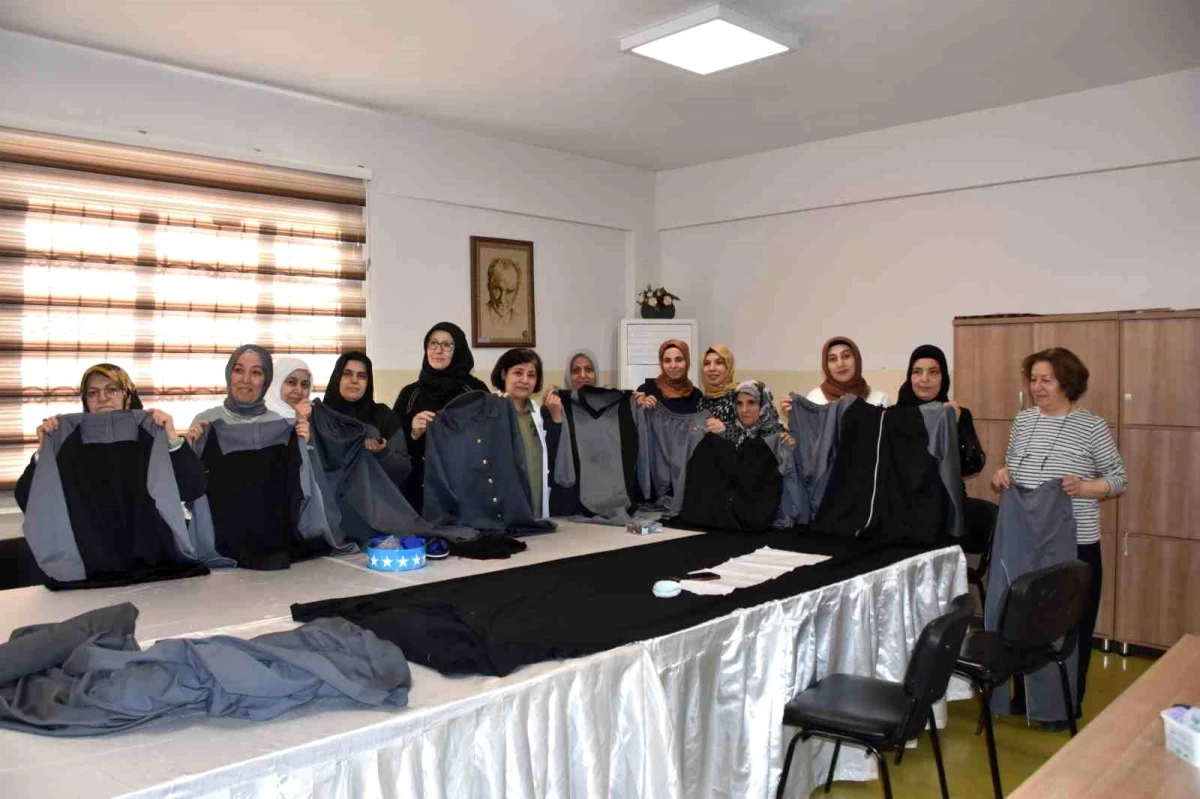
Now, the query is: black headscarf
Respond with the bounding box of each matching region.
[417,322,477,407]
[323,351,400,438]
[223,344,273,417]
[897,344,950,406]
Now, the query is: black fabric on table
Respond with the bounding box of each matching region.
[674,434,782,533]
[292,529,930,677]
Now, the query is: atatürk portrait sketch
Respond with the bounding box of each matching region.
[471,237,535,347]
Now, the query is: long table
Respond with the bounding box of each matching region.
[1010,634,1200,798]
[0,523,968,798]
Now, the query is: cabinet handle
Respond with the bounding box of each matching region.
[1123,531,1129,556]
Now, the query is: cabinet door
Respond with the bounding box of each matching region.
[1095,523,1116,639]
[1121,318,1200,427]
[1115,534,1200,649]
[1119,427,1200,540]
[1032,321,1119,425]
[964,419,1013,501]
[953,324,1032,420]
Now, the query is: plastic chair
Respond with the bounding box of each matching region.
[953,559,1092,799]
[776,593,975,799]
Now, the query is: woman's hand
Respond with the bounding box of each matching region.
[544,389,564,424]
[781,431,797,449]
[35,415,60,445]
[184,420,210,445]
[705,418,725,435]
[295,416,311,443]
[1061,475,1109,498]
[991,466,1013,492]
[294,399,313,420]
[146,409,178,440]
[780,395,793,416]
[364,437,386,453]
[633,392,658,410]
[411,411,436,440]
[943,400,962,420]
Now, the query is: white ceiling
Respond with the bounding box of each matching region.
[2,0,1197,170]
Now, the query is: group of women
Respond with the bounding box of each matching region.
[21,322,1125,717]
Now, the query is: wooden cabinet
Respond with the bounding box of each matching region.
[1096,529,1116,638]
[1032,320,1119,425]
[1121,317,1200,427]
[953,323,1031,420]
[1115,535,1200,649]
[1118,427,1200,541]
[955,310,1200,651]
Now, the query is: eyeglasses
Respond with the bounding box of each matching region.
[427,341,456,352]
[85,385,124,401]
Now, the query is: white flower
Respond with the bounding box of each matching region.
[647,297,658,307]
[662,296,673,306]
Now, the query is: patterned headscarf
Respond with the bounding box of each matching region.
[731,379,780,445]
[79,363,142,412]
[701,344,737,399]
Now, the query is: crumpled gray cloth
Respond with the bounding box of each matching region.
[0,602,412,737]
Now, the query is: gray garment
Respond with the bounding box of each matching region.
[309,401,427,544]
[191,405,283,426]
[0,604,139,686]
[761,432,803,528]
[554,389,650,522]
[189,419,349,564]
[644,407,710,516]
[0,604,411,737]
[22,411,200,583]
[986,481,1079,721]
[786,394,853,524]
[919,402,965,540]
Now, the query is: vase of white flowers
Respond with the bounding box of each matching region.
[637,286,680,319]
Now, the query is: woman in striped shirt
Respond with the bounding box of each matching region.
[991,347,1127,713]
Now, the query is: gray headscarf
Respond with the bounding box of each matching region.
[223,344,274,417]
[731,379,780,445]
[564,349,600,391]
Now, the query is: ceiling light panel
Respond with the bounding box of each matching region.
[620,4,797,75]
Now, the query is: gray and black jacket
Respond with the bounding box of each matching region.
[552,387,650,521]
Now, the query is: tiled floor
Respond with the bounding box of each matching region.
[819,646,1157,797]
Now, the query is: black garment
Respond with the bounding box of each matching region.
[308,401,426,544]
[636,378,702,414]
[199,422,327,570]
[421,391,554,537]
[292,529,929,677]
[393,323,489,510]
[15,441,205,512]
[676,435,782,533]
[1075,541,1102,713]
[0,537,47,591]
[554,387,643,518]
[956,407,986,478]
[24,417,208,589]
[812,401,951,544]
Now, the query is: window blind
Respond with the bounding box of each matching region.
[0,126,367,486]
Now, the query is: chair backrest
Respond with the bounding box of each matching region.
[894,593,975,743]
[998,560,1091,651]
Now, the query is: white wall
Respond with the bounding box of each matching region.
[658,68,1200,374]
[0,30,657,379]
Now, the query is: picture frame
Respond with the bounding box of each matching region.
[470,236,536,348]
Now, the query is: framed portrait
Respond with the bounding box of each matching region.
[470,236,536,348]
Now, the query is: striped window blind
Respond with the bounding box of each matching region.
[0,126,367,486]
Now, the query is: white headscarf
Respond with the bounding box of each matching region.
[264,356,312,420]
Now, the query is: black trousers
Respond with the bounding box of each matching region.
[1075,541,1103,713]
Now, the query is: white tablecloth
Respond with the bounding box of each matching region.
[0,523,967,798]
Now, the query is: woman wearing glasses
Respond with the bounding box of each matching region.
[15,363,205,511]
[991,347,1126,713]
[392,322,489,509]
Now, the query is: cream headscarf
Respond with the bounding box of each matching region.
[263,356,312,420]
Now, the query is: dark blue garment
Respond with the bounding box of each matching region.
[421,391,554,537]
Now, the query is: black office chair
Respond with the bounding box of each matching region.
[962,497,998,613]
[776,594,975,799]
[953,559,1092,799]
